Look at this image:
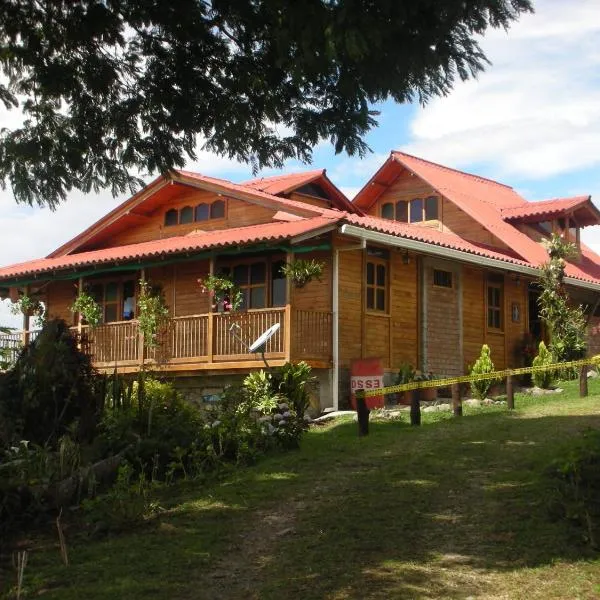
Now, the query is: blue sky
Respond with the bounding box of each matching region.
[2,0,600,327]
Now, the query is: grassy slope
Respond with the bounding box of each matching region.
[4,380,600,599]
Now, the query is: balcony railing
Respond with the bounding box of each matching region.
[0,307,333,371]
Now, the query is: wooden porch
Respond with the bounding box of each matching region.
[0,308,333,372]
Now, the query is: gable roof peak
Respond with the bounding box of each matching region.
[391,150,515,191]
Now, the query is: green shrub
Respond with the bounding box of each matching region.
[0,318,102,448]
[548,430,600,548]
[532,341,556,389]
[273,361,316,420]
[469,344,498,400]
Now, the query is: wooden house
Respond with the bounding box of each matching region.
[2,152,600,409]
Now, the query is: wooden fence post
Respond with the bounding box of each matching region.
[451,383,462,417]
[579,365,589,398]
[355,390,369,436]
[506,374,514,409]
[410,388,421,426]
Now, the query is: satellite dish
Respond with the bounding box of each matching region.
[249,323,280,354]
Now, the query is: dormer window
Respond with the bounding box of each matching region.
[180,206,194,224]
[381,196,438,224]
[164,199,227,227]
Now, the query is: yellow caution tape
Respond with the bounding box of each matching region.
[356,356,600,398]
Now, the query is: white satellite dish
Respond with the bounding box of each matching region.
[228,321,281,369]
[249,323,280,354]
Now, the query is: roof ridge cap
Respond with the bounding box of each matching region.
[392,150,514,190]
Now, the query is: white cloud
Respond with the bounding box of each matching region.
[404,0,600,180]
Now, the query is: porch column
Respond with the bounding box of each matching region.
[207,256,215,364]
[77,276,84,348]
[285,250,293,361]
[21,285,30,346]
[138,268,146,365]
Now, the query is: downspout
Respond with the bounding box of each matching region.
[332,240,366,410]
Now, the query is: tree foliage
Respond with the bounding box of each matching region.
[538,234,586,362]
[0,0,532,208]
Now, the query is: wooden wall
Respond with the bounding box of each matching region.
[336,246,418,371]
[289,192,331,209]
[291,250,332,312]
[367,170,436,225]
[96,192,277,249]
[46,280,77,324]
[461,267,529,372]
[337,249,363,368]
[441,199,510,250]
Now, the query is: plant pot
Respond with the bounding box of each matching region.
[421,387,437,402]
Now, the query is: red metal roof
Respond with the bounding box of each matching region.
[344,214,530,265]
[241,170,324,195]
[0,217,337,282]
[501,195,598,223]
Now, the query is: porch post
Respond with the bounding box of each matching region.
[77,276,84,348]
[207,256,214,364]
[138,268,146,365]
[21,285,30,347]
[285,250,293,362]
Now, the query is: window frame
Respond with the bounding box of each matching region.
[486,275,504,332]
[365,251,389,314]
[85,277,138,324]
[217,256,288,311]
[433,269,453,289]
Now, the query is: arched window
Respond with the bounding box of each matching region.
[395,201,408,223]
[410,198,423,222]
[211,199,225,219]
[425,196,438,220]
[195,203,209,221]
[164,209,178,227]
[381,203,394,220]
[180,206,194,224]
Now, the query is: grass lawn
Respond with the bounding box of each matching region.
[3,379,600,599]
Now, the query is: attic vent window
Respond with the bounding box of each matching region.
[433,269,452,288]
[381,196,438,223]
[164,199,227,226]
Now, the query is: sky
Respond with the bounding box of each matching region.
[2,0,600,327]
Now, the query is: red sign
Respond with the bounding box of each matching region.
[350,358,384,409]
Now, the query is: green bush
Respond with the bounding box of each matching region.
[532,341,556,389]
[548,430,600,548]
[469,344,499,400]
[0,319,102,448]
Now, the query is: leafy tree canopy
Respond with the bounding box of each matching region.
[0,0,532,208]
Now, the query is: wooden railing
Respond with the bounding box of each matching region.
[4,307,333,369]
[0,330,41,367]
[292,310,333,360]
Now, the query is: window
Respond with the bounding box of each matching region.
[410,198,423,222]
[180,206,194,224]
[433,269,452,288]
[425,196,438,220]
[164,209,178,227]
[271,260,287,307]
[211,199,225,219]
[381,203,394,220]
[486,275,503,330]
[195,203,209,221]
[395,201,408,222]
[366,248,388,312]
[233,262,267,310]
[87,279,136,324]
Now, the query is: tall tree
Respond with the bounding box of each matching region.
[0,0,532,208]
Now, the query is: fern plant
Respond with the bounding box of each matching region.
[280,259,324,288]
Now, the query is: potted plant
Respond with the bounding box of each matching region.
[279,259,324,288]
[395,363,415,405]
[417,371,438,402]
